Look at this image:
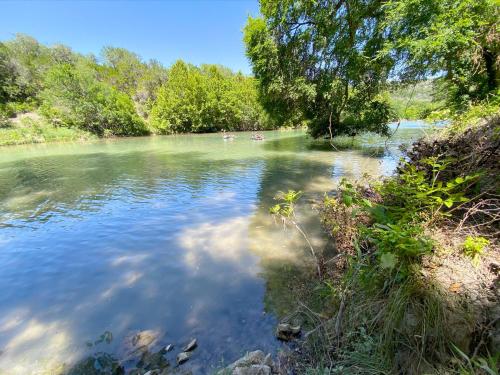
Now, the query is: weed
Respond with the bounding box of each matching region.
[462,236,490,267]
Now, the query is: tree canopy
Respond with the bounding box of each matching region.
[40,62,148,136]
[382,0,499,108]
[244,0,499,137]
[244,0,394,138]
[150,60,271,133]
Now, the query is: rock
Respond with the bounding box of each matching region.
[276,323,301,341]
[183,338,197,352]
[176,351,191,365]
[262,353,274,369]
[217,351,277,374]
[121,330,161,359]
[137,349,169,370]
[227,350,265,371]
[143,370,168,375]
[233,365,271,375]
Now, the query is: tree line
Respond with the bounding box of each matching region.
[0,34,273,136]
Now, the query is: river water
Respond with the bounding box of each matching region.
[0,122,435,374]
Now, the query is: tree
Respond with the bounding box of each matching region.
[135,59,168,117]
[3,34,51,101]
[150,60,270,133]
[40,63,148,136]
[0,43,16,104]
[244,0,393,138]
[100,46,146,95]
[382,0,499,108]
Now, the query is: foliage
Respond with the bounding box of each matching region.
[270,189,322,277]
[377,157,477,223]
[462,236,490,266]
[270,189,302,218]
[452,345,499,375]
[100,46,145,95]
[99,47,168,117]
[370,223,432,263]
[244,0,393,138]
[1,34,51,102]
[324,156,478,275]
[245,0,498,135]
[382,0,499,109]
[0,116,95,146]
[388,80,445,120]
[150,60,271,133]
[449,90,500,133]
[40,63,148,136]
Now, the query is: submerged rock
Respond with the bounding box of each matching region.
[142,370,169,375]
[182,338,197,352]
[176,351,192,365]
[137,349,169,370]
[233,365,271,375]
[276,323,301,341]
[217,350,277,374]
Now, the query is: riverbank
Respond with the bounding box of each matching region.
[0,111,433,148]
[267,113,499,374]
[0,112,96,146]
[0,111,277,147]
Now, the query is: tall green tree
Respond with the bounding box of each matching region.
[0,43,16,104]
[244,0,394,138]
[150,60,270,133]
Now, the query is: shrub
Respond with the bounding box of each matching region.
[40,63,148,136]
[462,235,490,266]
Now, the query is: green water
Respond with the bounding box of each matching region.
[0,123,432,374]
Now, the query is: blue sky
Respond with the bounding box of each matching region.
[0,0,260,74]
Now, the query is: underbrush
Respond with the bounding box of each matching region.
[275,116,499,374]
[0,115,95,146]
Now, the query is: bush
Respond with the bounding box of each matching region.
[462,236,490,266]
[40,63,149,136]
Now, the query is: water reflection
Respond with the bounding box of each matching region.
[0,123,431,374]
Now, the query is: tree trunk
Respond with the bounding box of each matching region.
[483,47,498,92]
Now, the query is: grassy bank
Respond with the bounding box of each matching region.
[274,110,499,374]
[0,113,95,147]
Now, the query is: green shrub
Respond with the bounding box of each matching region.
[366,223,433,271]
[40,63,148,136]
[462,236,490,266]
[376,157,476,223]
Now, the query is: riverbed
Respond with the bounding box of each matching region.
[0,122,436,374]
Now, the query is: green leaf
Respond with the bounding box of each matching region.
[443,198,454,208]
[342,194,353,206]
[380,252,397,269]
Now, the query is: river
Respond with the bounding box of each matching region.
[0,122,436,374]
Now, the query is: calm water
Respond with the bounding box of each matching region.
[0,122,434,374]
